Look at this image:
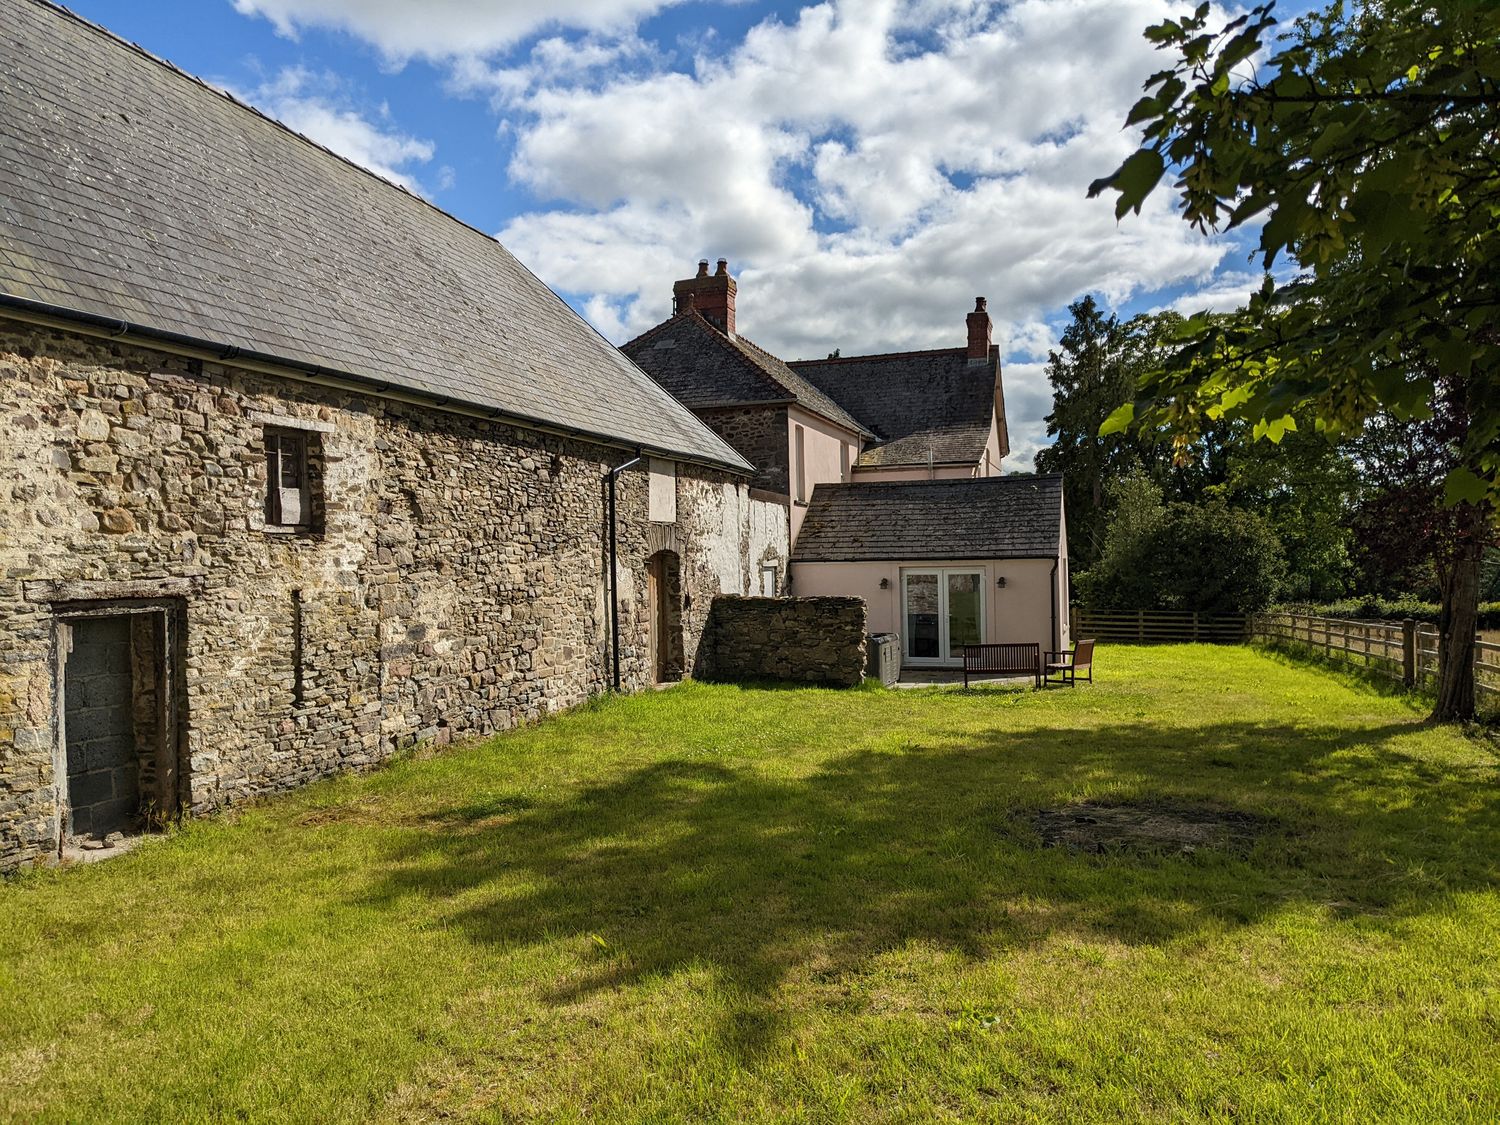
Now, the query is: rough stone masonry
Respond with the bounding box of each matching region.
[700,595,868,687]
[0,322,787,870]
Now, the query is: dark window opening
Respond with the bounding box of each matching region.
[291,589,305,707]
[263,428,322,532]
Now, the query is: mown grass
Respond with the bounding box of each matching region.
[3,646,1499,1123]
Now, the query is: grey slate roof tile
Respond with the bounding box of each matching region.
[623,312,873,437]
[792,475,1064,562]
[0,0,749,472]
[790,348,1007,469]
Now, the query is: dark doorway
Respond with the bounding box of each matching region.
[646,551,684,684]
[60,609,178,842]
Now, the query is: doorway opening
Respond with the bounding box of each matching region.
[645,550,685,684]
[57,602,184,851]
[901,568,985,667]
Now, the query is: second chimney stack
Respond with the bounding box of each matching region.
[673,258,737,337]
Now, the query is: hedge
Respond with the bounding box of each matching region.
[1277,596,1500,630]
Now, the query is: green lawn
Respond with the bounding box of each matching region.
[3,647,1499,1123]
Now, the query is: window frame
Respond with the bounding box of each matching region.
[263,427,312,531]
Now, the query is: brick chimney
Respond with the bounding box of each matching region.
[966,296,992,362]
[673,258,737,337]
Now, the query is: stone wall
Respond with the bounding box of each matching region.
[0,319,786,869]
[699,595,867,686]
[695,405,790,496]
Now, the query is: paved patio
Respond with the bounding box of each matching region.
[894,669,1037,689]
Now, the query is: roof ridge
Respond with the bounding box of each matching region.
[724,329,875,437]
[818,473,1061,490]
[789,344,998,367]
[23,0,509,253]
[684,312,796,403]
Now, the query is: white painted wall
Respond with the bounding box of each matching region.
[690,479,790,595]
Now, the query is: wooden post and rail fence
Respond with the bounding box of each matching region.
[1068,607,1498,708]
[1245,611,1500,704]
[1074,609,1494,705]
[1069,608,1248,644]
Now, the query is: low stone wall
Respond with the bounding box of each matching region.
[700,595,867,686]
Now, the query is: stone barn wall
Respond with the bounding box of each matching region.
[699,595,867,686]
[693,405,790,496]
[0,320,782,870]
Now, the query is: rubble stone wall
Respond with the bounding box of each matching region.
[699,595,867,687]
[0,320,785,869]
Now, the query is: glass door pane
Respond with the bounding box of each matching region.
[904,573,941,661]
[946,572,983,660]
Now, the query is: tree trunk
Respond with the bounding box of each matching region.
[1430,505,1484,723]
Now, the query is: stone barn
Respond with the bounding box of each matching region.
[0,0,786,869]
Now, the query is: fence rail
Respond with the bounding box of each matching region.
[1070,609,1247,644]
[1248,611,1500,701]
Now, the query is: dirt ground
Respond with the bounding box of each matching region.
[1032,801,1273,855]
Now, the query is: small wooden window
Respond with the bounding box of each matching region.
[264,429,311,529]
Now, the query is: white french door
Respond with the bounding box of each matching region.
[901,569,985,666]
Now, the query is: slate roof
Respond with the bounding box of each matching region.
[792,475,1063,562]
[623,312,872,437]
[0,0,749,472]
[790,347,1006,469]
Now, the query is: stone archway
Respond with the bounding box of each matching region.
[646,550,685,683]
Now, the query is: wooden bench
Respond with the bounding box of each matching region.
[961,642,1041,688]
[1044,639,1095,686]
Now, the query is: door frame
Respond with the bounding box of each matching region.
[901,567,987,667]
[52,598,186,851]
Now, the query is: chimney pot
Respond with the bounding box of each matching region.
[697,259,710,277]
[715,258,728,276]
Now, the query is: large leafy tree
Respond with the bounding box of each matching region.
[1080,472,1286,614]
[1220,412,1356,601]
[1038,301,1235,565]
[1035,297,1146,564]
[1089,0,1500,720]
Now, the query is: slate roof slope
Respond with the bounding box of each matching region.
[623,312,872,437]
[0,0,749,472]
[792,475,1063,562]
[790,348,1006,468]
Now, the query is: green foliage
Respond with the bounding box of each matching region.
[1280,595,1500,631]
[1091,0,1500,718]
[1089,0,1500,502]
[1079,473,1286,613]
[1035,297,1163,564]
[1217,411,1358,601]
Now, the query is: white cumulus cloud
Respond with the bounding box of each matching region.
[229,0,1258,469]
[232,0,703,61]
[488,0,1242,468]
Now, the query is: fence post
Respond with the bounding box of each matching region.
[1137,609,1145,643]
[1192,611,1200,642]
[1402,618,1416,687]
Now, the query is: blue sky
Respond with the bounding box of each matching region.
[65,0,1306,467]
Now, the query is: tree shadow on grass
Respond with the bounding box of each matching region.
[358,715,1500,1061]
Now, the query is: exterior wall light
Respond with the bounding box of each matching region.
[879,577,890,589]
[996,576,1007,588]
